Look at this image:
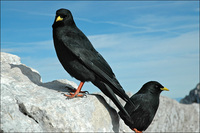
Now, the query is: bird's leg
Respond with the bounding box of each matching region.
[133,128,142,133]
[65,81,85,98]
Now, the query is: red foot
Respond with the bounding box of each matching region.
[133,128,142,133]
[64,93,84,97]
[65,82,85,98]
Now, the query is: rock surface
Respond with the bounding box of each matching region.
[180,83,200,104]
[1,52,199,132]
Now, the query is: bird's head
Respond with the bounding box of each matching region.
[52,8,75,28]
[139,81,169,95]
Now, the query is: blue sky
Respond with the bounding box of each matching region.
[1,1,199,99]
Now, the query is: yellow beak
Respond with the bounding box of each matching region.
[56,16,63,22]
[160,87,169,91]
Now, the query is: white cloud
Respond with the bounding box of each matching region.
[1,40,54,53]
[1,48,18,53]
[76,17,149,31]
[6,8,54,17]
[89,31,198,57]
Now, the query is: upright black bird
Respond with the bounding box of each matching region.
[119,81,169,133]
[52,8,135,119]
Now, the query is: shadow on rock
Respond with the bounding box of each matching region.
[42,80,75,92]
[10,64,75,93]
[11,64,42,85]
[91,94,120,133]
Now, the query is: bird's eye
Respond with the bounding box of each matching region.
[155,85,159,88]
[63,15,68,18]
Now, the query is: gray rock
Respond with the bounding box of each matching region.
[180,83,200,104]
[146,96,199,132]
[1,52,199,132]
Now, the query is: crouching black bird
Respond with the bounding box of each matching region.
[119,81,169,133]
[52,8,136,119]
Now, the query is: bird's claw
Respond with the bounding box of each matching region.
[64,92,87,99]
[67,87,89,94]
[83,91,89,94]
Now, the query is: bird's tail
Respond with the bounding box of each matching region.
[104,78,137,111]
[118,109,133,129]
[92,80,131,119]
[113,87,137,111]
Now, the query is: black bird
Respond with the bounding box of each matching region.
[52,8,135,119]
[119,81,169,133]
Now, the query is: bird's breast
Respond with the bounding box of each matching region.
[53,36,95,82]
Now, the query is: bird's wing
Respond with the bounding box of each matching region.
[124,94,142,114]
[118,94,142,127]
[127,94,155,130]
[128,94,155,121]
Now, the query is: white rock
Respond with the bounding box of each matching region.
[0,52,122,132]
[1,52,21,65]
[145,96,199,132]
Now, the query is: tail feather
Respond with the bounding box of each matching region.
[92,80,131,119]
[105,78,137,111]
[118,110,133,129]
[113,88,137,111]
[103,83,131,119]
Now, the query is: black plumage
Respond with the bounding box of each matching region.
[119,81,169,132]
[52,8,135,119]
